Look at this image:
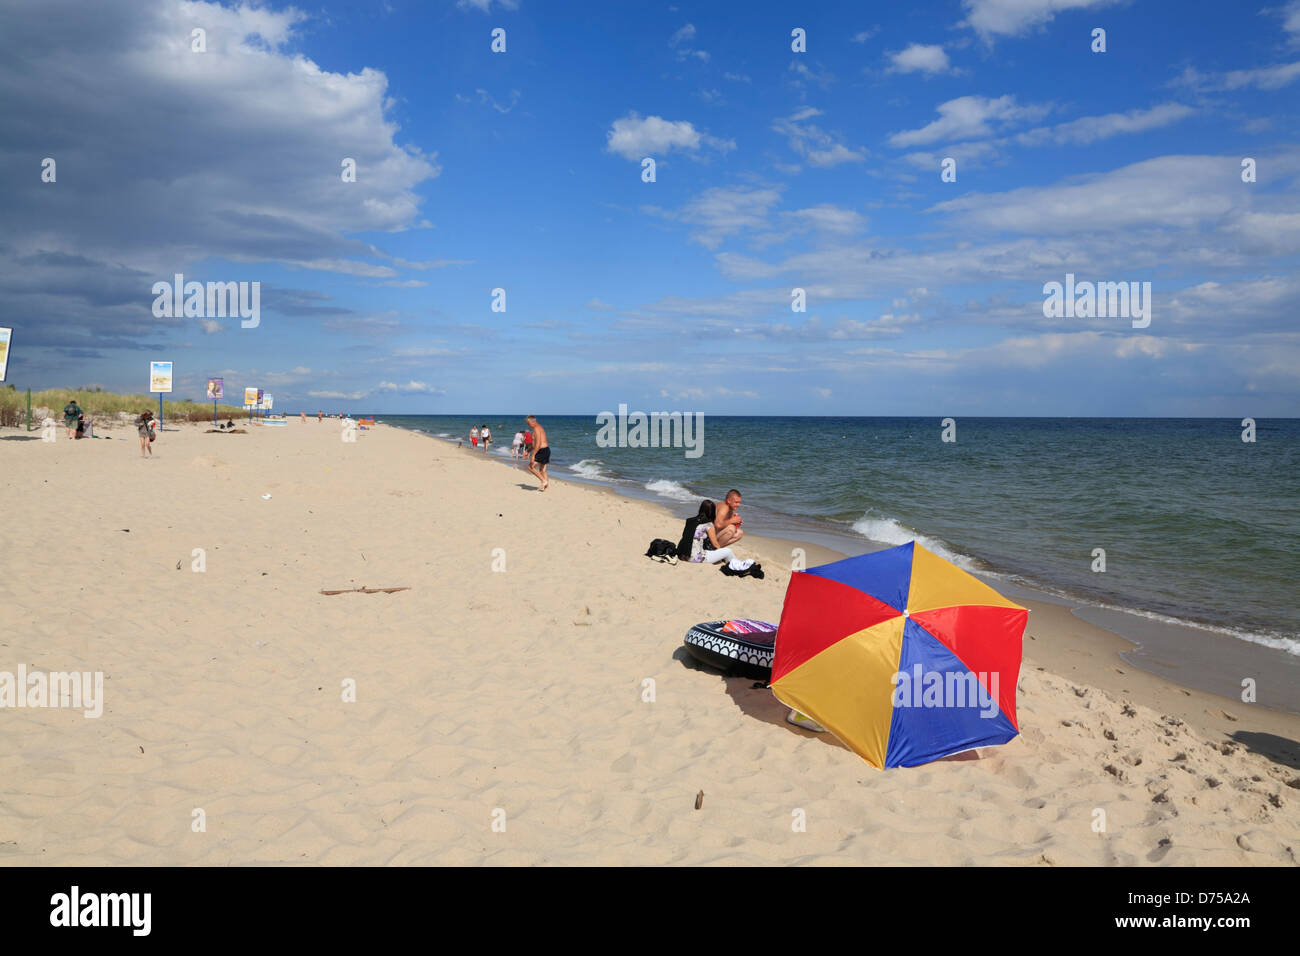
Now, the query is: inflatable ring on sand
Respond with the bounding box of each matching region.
[682,619,777,680]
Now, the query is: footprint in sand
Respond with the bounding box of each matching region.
[1145,837,1173,862]
[610,752,636,773]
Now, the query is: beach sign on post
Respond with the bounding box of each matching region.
[257,389,264,424]
[207,377,224,424]
[244,387,258,423]
[150,361,172,427]
[0,327,12,382]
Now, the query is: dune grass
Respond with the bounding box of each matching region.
[0,385,249,427]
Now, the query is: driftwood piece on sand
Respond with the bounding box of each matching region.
[319,586,410,595]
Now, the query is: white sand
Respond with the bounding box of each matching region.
[0,419,1295,865]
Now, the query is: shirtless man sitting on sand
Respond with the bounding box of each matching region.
[526,415,550,491]
[715,489,743,547]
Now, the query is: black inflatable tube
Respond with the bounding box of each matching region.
[682,620,777,680]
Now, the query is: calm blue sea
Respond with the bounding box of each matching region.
[368,414,1300,655]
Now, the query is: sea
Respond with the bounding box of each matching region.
[370,414,1300,684]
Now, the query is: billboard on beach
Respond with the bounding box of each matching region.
[244,387,259,406]
[206,377,224,400]
[149,361,173,393]
[262,394,273,410]
[0,328,11,382]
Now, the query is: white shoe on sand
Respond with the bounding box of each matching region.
[786,709,826,732]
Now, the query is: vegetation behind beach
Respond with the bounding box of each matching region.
[0,384,248,426]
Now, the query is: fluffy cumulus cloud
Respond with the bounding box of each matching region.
[605,113,734,161]
[0,0,439,356]
[888,95,1048,147]
[886,44,954,75]
[961,0,1124,40]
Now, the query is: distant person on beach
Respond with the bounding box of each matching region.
[511,430,524,458]
[525,415,549,491]
[317,410,322,422]
[481,425,491,450]
[470,425,479,447]
[136,411,154,458]
[523,429,533,456]
[63,398,82,440]
[715,489,744,547]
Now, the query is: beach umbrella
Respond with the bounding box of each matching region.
[771,541,1027,769]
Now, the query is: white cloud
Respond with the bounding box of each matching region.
[1015,103,1194,146]
[786,205,867,234]
[901,104,1192,168]
[669,22,708,60]
[788,61,834,89]
[902,140,1002,170]
[309,390,367,400]
[199,320,221,335]
[962,0,1123,40]
[457,88,520,113]
[888,95,1048,147]
[644,185,784,249]
[0,0,441,351]
[662,386,759,400]
[605,112,733,161]
[1173,61,1300,92]
[772,108,867,168]
[850,29,879,43]
[1280,0,1300,41]
[930,155,1246,234]
[456,0,519,12]
[887,44,954,75]
[377,380,444,393]
[390,347,455,358]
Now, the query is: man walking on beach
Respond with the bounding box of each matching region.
[63,397,83,440]
[715,489,744,547]
[525,415,550,491]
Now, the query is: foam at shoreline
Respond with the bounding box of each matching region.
[395,422,1300,698]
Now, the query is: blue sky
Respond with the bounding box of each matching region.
[3,0,1299,415]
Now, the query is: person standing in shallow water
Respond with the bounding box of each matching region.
[525,415,549,491]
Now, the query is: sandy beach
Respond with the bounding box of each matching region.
[0,418,1296,866]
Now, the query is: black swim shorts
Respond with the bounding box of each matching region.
[534,446,551,465]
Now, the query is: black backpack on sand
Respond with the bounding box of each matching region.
[645,538,678,559]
